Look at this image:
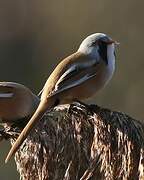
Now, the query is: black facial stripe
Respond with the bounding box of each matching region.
[98,41,108,65]
[114,50,116,59]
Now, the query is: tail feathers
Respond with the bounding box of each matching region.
[5,100,51,163]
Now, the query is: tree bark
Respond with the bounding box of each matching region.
[1,102,144,180]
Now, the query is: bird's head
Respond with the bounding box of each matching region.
[78,33,119,64]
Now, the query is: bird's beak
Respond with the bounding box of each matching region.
[106,40,120,46]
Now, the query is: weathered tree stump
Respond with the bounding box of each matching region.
[1,102,144,180]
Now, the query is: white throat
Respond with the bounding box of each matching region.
[107,44,115,73]
[106,44,115,81]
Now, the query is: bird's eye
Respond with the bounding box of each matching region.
[98,40,106,45]
[91,41,98,46]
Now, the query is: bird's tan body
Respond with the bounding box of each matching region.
[41,52,111,103]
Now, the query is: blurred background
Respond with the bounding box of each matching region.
[0,0,144,179]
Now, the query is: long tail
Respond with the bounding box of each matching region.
[5,99,53,163]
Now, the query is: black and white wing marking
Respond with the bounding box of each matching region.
[0,84,14,98]
[52,61,100,95]
[0,93,13,98]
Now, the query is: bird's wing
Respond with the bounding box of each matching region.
[52,60,104,96]
[39,52,105,98]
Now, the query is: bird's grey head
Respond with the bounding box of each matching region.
[78,33,117,65]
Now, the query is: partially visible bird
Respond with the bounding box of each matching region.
[0,82,39,122]
[5,33,118,163]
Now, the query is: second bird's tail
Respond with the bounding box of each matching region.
[5,98,54,163]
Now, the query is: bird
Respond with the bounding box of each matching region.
[5,33,118,163]
[0,82,39,122]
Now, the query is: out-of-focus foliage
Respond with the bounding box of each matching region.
[0,0,143,179]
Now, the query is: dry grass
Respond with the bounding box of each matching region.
[1,102,144,180]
